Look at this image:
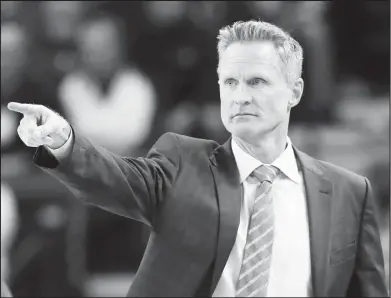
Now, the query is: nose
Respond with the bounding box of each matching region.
[234,84,252,105]
[234,95,252,105]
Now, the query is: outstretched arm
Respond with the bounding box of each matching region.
[8,102,181,229]
[33,129,180,229]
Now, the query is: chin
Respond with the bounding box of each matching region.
[230,125,257,140]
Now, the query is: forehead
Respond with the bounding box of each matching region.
[218,41,282,77]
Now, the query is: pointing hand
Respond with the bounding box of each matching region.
[7,102,71,150]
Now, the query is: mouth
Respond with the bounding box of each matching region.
[232,113,257,119]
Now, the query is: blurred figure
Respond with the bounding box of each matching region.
[0,1,21,23]
[186,1,228,32]
[329,1,390,95]
[28,1,88,109]
[164,100,229,144]
[246,1,336,124]
[1,183,19,283]
[134,1,224,145]
[1,22,28,155]
[135,0,194,118]
[40,1,87,44]
[144,1,187,28]
[245,1,284,23]
[1,22,58,158]
[58,12,157,156]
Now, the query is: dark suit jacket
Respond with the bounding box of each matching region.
[33,131,388,297]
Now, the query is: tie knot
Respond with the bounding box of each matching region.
[252,165,280,184]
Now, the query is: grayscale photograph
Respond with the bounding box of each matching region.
[1,1,389,297]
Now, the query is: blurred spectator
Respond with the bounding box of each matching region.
[329,0,390,95]
[28,1,89,105]
[0,1,21,23]
[133,1,225,144]
[40,1,87,44]
[135,0,193,110]
[164,100,229,144]
[246,1,337,124]
[1,22,60,157]
[336,80,389,135]
[144,1,187,28]
[245,1,284,23]
[58,12,157,156]
[186,1,228,32]
[1,183,19,283]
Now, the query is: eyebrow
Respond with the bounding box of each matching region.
[221,74,269,81]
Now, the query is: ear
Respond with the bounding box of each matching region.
[288,78,304,109]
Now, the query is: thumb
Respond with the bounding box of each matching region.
[34,122,59,138]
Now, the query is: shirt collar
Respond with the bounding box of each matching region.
[231,137,301,184]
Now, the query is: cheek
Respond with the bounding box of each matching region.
[262,90,290,115]
[220,99,229,122]
[219,95,234,127]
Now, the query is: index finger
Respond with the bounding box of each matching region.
[7,102,42,116]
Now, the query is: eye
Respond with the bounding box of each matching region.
[248,78,266,86]
[224,78,238,87]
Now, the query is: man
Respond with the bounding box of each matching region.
[8,20,388,297]
[58,12,157,156]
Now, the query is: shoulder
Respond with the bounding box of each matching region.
[58,70,88,93]
[311,156,370,201]
[119,66,154,87]
[296,149,369,197]
[318,159,368,187]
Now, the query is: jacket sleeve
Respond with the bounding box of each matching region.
[32,128,181,229]
[347,177,389,297]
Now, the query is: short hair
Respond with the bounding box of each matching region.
[217,20,303,86]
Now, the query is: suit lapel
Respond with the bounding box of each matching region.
[294,147,333,297]
[209,138,242,293]
[207,141,334,296]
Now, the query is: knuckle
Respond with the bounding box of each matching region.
[26,141,37,148]
[17,126,24,135]
[26,137,40,147]
[23,138,33,146]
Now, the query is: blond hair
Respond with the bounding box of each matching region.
[217,20,303,85]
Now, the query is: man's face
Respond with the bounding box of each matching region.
[78,20,121,73]
[218,41,299,141]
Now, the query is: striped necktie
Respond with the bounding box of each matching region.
[235,165,280,297]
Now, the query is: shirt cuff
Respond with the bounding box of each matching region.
[46,129,74,161]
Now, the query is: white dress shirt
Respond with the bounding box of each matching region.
[213,137,312,297]
[50,135,312,296]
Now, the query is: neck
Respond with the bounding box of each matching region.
[233,126,288,164]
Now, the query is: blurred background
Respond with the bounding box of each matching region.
[1,1,389,296]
